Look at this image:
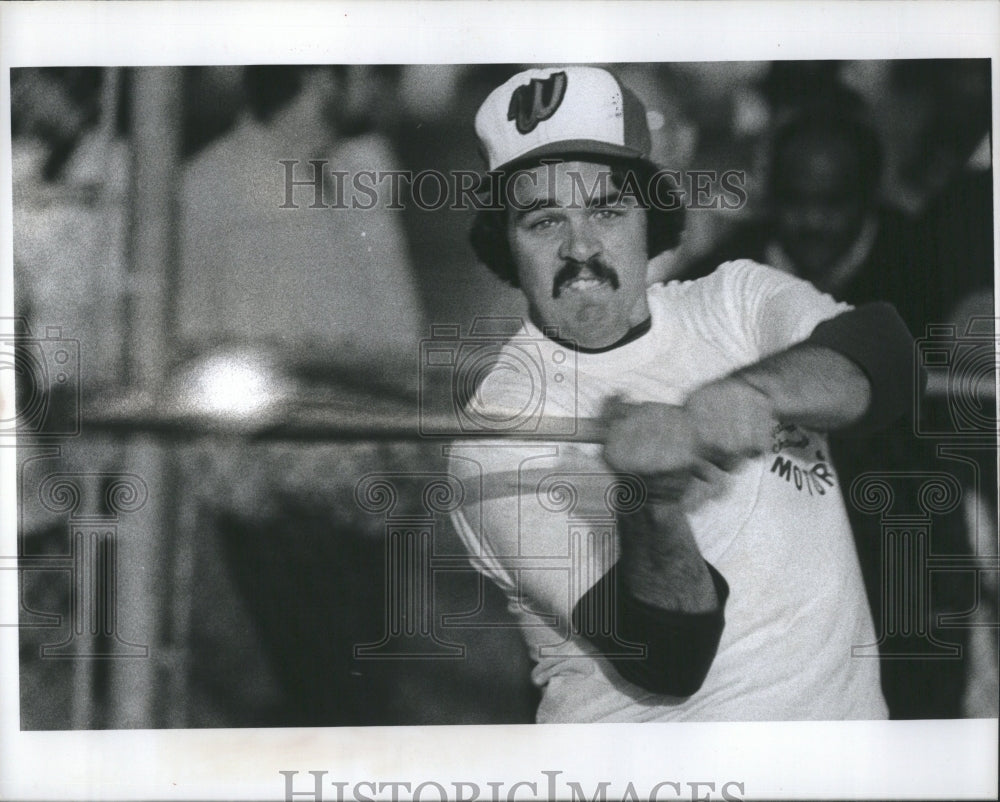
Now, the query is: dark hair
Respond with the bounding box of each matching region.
[469,157,685,287]
[769,106,883,202]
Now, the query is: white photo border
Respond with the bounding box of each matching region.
[1,1,997,800]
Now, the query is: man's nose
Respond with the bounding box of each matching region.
[558,217,602,262]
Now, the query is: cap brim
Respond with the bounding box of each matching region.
[475,140,653,201]
[495,139,648,172]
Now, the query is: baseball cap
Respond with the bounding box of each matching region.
[475,66,653,172]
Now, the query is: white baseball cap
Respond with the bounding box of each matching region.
[475,66,653,172]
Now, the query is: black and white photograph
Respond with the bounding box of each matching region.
[1,2,997,800]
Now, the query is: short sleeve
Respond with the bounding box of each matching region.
[688,260,853,361]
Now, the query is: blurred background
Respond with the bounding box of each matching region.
[7,61,996,729]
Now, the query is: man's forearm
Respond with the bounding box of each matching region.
[617,501,719,613]
[725,343,872,432]
[572,499,729,696]
[687,303,914,441]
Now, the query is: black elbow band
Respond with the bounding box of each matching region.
[806,303,916,435]
[571,562,730,697]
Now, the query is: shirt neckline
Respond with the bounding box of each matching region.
[544,315,653,354]
[525,288,665,375]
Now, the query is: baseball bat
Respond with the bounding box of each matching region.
[83,389,607,443]
[257,404,606,442]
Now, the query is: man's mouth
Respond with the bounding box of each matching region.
[561,275,611,292]
[552,260,620,298]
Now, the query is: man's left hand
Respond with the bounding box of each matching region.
[602,378,777,480]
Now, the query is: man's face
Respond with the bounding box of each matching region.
[506,160,650,349]
[773,135,870,281]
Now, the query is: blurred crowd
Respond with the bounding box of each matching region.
[10,61,996,727]
[12,62,993,381]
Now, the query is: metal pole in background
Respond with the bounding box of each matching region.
[109,67,183,728]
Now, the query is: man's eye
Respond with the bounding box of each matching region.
[529,217,556,231]
[593,207,623,221]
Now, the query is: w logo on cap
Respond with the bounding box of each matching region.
[476,66,649,171]
[507,71,568,134]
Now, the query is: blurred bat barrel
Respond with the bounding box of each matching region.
[259,406,605,442]
[84,390,606,443]
[81,345,607,444]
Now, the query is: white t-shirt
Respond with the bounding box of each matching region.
[448,260,889,722]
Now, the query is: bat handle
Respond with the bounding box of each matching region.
[564,416,606,444]
[418,414,607,444]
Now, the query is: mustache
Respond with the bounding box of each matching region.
[551,257,620,298]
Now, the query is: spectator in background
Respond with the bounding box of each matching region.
[11,68,107,180]
[178,65,425,377]
[892,59,993,219]
[177,64,429,725]
[687,88,982,719]
[176,66,537,727]
[903,59,996,719]
[907,58,994,327]
[11,68,130,392]
[10,67,132,516]
[687,100,929,335]
[11,67,133,729]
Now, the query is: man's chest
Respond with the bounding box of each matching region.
[568,336,749,414]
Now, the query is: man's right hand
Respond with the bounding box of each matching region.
[601,377,776,494]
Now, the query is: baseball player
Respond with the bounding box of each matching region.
[448,66,914,721]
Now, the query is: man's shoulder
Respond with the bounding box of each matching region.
[653,258,795,304]
[683,221,771,280]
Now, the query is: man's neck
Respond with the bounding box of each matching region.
[544,316,653,354]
